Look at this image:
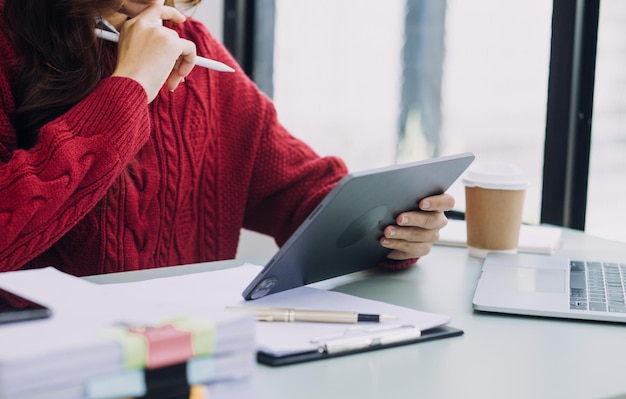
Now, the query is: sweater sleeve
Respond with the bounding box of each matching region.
[0,75,151,272]
[180,20,349,247]
[244,110,348,245]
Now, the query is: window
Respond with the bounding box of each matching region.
[273,1,403,171]
[192,0,223,42]
[217,0,624,257]
[272,0,553,223]
[586,0,626,242]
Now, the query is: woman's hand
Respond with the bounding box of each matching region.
[380,193,454,260]
[111,4,196,102]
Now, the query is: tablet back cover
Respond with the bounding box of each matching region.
[243,152,475,300]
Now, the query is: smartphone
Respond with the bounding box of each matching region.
[0,288,52,324]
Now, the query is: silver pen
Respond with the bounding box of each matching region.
[94,28,235,73]
[226,306,397,324]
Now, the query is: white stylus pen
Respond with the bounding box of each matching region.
[94,28,235,73]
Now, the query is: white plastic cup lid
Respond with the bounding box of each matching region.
[463,161,527,190]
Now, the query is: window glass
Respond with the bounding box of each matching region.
[586,0,626,242]
[273,1,404,171]
[192,0,223,42]
[272,0,552,223]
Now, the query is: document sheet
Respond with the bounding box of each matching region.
[102,264,451,356]
[0,264,452,368]
[437,219,562,255]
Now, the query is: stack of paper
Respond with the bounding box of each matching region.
[0,268,255,399]
[101,264,458,365]
[0,263,460,397]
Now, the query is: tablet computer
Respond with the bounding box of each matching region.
[242,152,475,300]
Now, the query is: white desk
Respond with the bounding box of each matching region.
[86,228,626,399]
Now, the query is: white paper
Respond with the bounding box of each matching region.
[238,286,449,356]
[437,219,562,255]
[0,268,120,361]
[0,267,257,398]
[0,267,247,368]
[103,264,450,356]
[0,265,451,362]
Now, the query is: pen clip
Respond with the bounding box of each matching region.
[311,325,421,355]
[310,324,404,342]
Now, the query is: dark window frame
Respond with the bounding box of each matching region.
[223,0,275,97]
[541,0,600,230]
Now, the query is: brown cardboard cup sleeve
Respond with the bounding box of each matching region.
[462,162,527,258]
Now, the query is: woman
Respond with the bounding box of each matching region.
[0,0,453,276]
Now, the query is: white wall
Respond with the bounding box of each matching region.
[186,0,223,42]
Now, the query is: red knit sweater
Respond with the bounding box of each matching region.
[0,13,348,276]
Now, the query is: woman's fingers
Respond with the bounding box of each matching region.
[112,5,197,102]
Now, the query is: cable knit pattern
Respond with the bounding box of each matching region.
[0,12,348,276]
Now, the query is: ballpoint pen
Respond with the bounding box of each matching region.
[94,28,235,73]
[226,306,397,324]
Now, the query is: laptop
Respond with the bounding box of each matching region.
[473,252,626,323]
[242,152,475,300]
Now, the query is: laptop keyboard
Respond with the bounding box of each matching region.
[569,260,626,312]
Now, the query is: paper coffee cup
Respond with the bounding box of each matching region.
[463,162,527,258]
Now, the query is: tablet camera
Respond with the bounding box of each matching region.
[250,277,278,299]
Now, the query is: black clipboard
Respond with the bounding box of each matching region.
[257,325,463,367]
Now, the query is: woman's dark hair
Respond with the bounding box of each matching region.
[4,0,200,149]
